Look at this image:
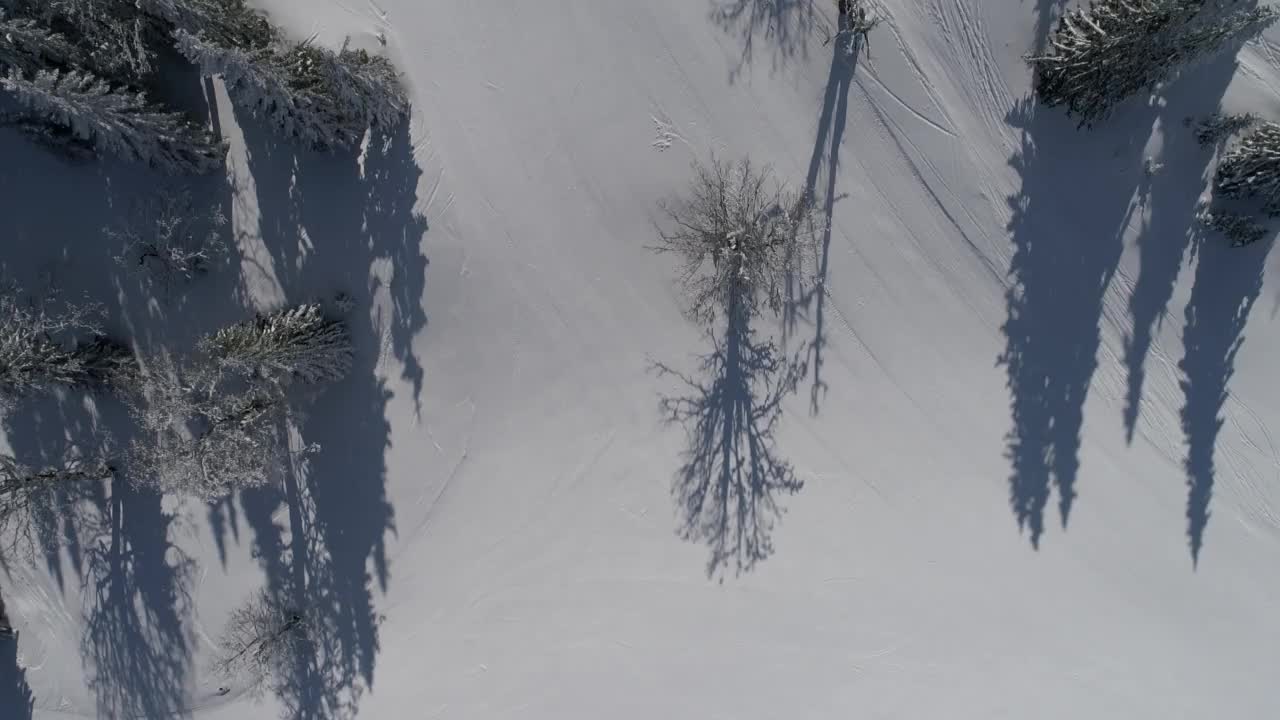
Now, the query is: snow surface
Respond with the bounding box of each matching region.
[5,0,1280,718]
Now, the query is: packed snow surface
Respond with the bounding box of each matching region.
[4,0,1280,718]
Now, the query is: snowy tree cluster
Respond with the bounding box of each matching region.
[1030,1,1278,126]
[1189,111,1258,146]
[653,156,821,325]
[0,0,408,168]
[127,303,353,499]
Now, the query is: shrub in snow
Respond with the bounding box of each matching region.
[212,589,307,697]
[1189,111,1258,145]
[0,287,133,407]
[126,358,287,499]
[1030,1,1278,126]
[1199,208,1270,246]
[653,156,821,325]
[1214,120,1280,215]
[0,68,225,173]
[201,303,354,385]
[109,189,229,295]
[176,31,408,150]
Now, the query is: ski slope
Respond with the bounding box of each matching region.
[5,0,1280,718]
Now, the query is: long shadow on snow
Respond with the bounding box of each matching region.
[1030,1,1066,55]
[230,117,421,718]
[0,587,33,720]
[1123,50,1243,445]
[654,296,805,579]
[786,24,861,415]
[1000,96,1158,547]
[710,0,817,82]
[1179,231,1273,566]
[80,480,196,720]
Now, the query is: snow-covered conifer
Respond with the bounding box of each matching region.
[136,0,274,48]
[653,156,821,325]
[175,31,407,149]
[213,589,307,697]
[126,357,287,499]
[1199,208,1269,246]
[0,9,79,73]
[1030,1,1278,126]
[202,303,353,385]
[0,287,133,407]
[1214,120,1280,215]
[1189,111,1258,145]
[0,68,225,173]
[5,0,155,80]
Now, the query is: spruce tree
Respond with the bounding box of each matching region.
[175,31,407,149]
[0,9,79,73]
[1214,120,1280,215]
[0,68,224,173]
[0,287,134,407]
[1030,1,1278,126]
[202,303,354,385]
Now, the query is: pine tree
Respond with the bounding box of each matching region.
[1030,1,1278,126]
[1189,111,1258,145]
[0,287,134,408]
[136,0,274,48]
[202,303,353,384]
[0,9,79,73]
[175,31,407,149]
[1199,208,1269,246]
[0,68,225,173]
[5,0,156,80]
[1214,120,1280,216]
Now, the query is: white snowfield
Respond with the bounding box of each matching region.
[5,0,1280,718]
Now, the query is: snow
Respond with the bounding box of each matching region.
[5,0,1280,718]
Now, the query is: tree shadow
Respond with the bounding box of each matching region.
[1030,1,1066,55]
[1179,231,1274,566]
[654,298,805,579]
[1000,96,1158,547]
[709,0,818,82]
[229,114,420,717]
[80,479,196,719]
[786,21,861,415]
[0,620,33,720]
[1123,51,1243,445]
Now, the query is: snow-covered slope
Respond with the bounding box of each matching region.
[5,0,1280,718]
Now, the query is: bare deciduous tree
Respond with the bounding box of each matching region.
[652,156,821,325]
[108,190,228,296]
[125,356,287,499]
[212,589,307,697]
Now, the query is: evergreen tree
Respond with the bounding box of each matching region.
[4,0,156,80]
[0,287,133,408]
[1199,208,1269,246]
[0,9,79,73]
[0,68,224,173]
[1214,120,1280,215]
[1030,1,1278,126]
[175,31,407,149]
[1189,111,1258,145]
[202,303,353,384]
